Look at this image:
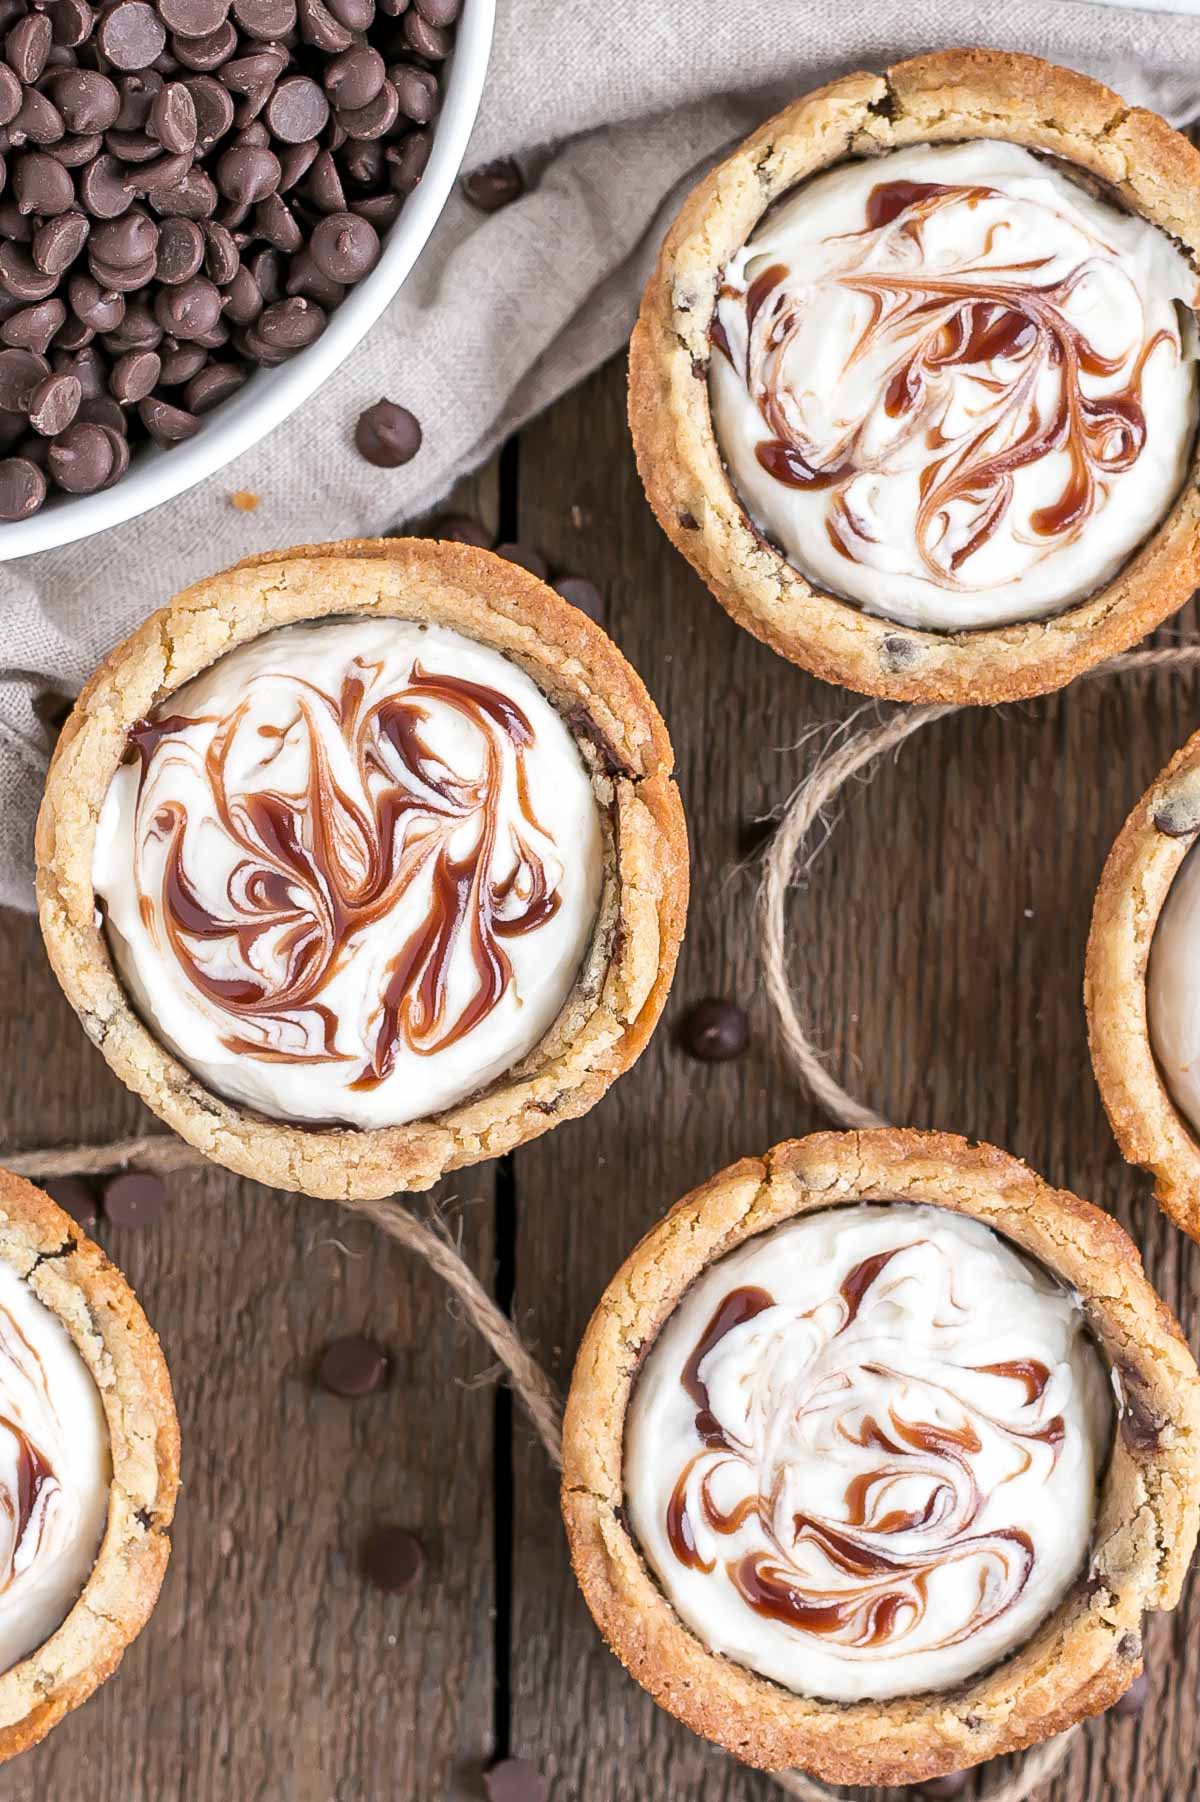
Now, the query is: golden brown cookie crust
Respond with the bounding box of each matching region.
[0,1167,179,1762]
[36,538,688,1202]
[1086,729,1200,1238]
[628,48,1200,706]
[561,1129,1200,1781]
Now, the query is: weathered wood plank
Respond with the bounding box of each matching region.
[507,351,1200,1801]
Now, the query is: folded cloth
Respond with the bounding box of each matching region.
[4,0,1200,911]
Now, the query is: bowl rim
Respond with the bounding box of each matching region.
[0,0,496,564]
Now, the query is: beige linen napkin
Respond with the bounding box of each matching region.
[2,0,1199,909]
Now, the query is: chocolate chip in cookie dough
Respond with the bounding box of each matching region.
[42,1174,99,1227]
[354,397,420,467]
[483,1759,549,1802]
[461,157,523,214]
[317,1333,389,1397]
[101,1169,167,1225]
[679,997,749,1063]
[361,1524,424,1592]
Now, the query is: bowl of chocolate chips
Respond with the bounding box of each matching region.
[0,0,494,552]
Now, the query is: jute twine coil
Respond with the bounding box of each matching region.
[15,639,1194,1794]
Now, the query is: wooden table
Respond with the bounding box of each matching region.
[4,350,1199,1801]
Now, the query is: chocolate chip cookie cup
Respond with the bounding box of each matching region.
[629,49,1200,706]
[36,538,687,1202]
[1086,729,1200,1239]
[561,1130,1200,1782]
[0,1165,178,1761]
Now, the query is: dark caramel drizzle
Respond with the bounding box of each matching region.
[129,659,564,1086]
[714,177,1178,587]
[664,1249,1063,1653]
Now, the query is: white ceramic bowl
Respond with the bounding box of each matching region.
[0,0,495,562]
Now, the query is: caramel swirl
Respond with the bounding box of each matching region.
[625,1205,1110,1700]
[96,620,605,1129]
[709,141,1198,633]
[0,1305,61,1596]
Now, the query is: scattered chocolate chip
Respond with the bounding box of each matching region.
[101,1169,167,1225]
[484,1759,549,1802]
[919,1776,970,1801]
[679,997,750,1063]
[553,575,603,621]
[361,1524,423,1592]
[495,542,547,581]
[1115,1671,1150,1717]
[462,157,523,213]
[317,1333,389,1396]
[354,395,418,466]
[42,1174,98,1226]
[431,511,492,548]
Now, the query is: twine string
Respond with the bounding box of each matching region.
[11,641,1190,1797]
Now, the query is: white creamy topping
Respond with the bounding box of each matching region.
[0,1259,110,1672]
[94,618,605,1129]
[625,1204,1111,1701]
[1148,841,1200,1135]
[710,140,1199,632]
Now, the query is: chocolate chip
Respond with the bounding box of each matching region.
[10,87,64,145]
[310,208,376,281]
[183,357,243,410]
[137,391,199,440]
[297,0,352,52]
[33,209,89,276]
[920,1776,969,1801]
[92,209,159,268]
[154,272,220,337]
[158,339,205,381]
[6,12,52,83]
[149,80,197,153]
[47,0,96,50]
[49,68,120,133]
[495,542,547,581]
[0,66,20,129]
[553,576,603,622]
[414,0,458,20]
[215,140,279,202]
[323,43,383,111]
[431,511,492,548]
[1115,1671,1150,1717]
[484,1760,549,1802]
[386,126,427,194]
[233,0,296,35]
[27,370,80,433]
[171,18,237,70]
[110,346,160,400]
[361,1524,423,1592]
[317,1333,389,1396]
[0,345,48,408]
[354,395,418,466]
[327,0,372,26]
[101,1169,167,1224]
[462,156,523,214]
[47,416,116,489]
[336,77,396,139]
[401,7,448,57]
[99,2,167,70]
[302,144,343,211]
[391,63,436,124]
[80,152,135,217]
[42,1174,98,1226]
[0,453,45,516]
[185,72,233,150]
[159,0,231,33]
[679,998,749,1063]
[1,297,66,353]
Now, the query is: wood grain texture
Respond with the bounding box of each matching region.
[507,353,1200,1800]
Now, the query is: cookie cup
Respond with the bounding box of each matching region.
[36,538,688,1202]
[561,1129,1200,1781]
[629,48,1200,706]
[1086,728,1200,1237]
[0,1166,179,1761]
